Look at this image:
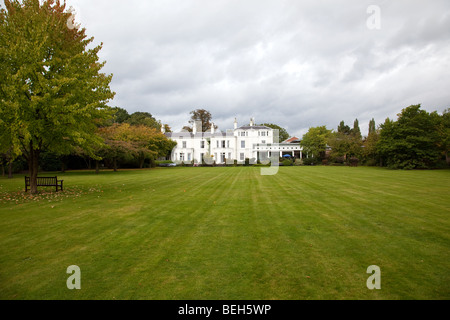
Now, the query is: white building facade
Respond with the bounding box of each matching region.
[165,118,302,164]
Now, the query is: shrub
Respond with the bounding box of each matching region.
[303,158,316,166]
[364,159,378,167]
[348,157,359,167]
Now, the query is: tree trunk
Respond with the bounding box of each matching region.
[8,161,13,179]
[95,160,100,174]
[113,158,117,172]
[139,157,144,169]
[28,145,40,194]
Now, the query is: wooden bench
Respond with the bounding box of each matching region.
[25,176,64,192]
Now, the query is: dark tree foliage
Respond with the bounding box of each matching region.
[377,104,442,169]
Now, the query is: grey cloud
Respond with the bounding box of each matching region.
[63,0,450,136]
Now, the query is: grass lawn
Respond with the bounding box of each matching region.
[0,166,449,300]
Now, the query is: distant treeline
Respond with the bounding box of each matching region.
[300,104,449,169]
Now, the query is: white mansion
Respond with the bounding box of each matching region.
[164,118,303,164]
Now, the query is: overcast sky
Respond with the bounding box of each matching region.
[3,0,450,137]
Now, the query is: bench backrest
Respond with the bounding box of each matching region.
[38,177,57,185]
[25,177,58,185]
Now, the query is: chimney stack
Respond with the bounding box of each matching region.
[193,120,202,135]
[234,118,238,130]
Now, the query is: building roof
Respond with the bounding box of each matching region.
[165,132,228,139]
[237,125,272,130]
[282,136,301,143]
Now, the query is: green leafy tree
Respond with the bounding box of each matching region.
[97,124,136,172]
[352,118,362,140]
[368,118,376,135]
[126,112,161,129]
[97,123,176,171]
[337,121,351,135]
[329,119,363,162]
[0,0,114,193]
[111,107,131,124]
[362,119,380,165]
[328,131,352,161]
[162,124,172,133]
[377,104,442,169]
[437,108,450,165]
[300,126,332,160]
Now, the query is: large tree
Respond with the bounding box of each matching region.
[362,118,380,165]
[377,104,442,169]
[368,118,376,135]
[328,119,363,162]
[0,0,114,193]
[97,123,176,171]
[126,111,161,129]
[110,107,131,124]
[437,108,450,165]
[184,109,218,133]
[300,126,332,160]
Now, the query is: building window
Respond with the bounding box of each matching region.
[216,140,219,148]
[180,153,185,161]
[262,140,266,144]
[187,153,191,161]
[241,140,245,148]
[228,152,231,160]
[201,141,205,149]
[261,131,266,137]
[182,141,187,148]
[200,153,204,161]
[222,140,226,148]
[227,140,230,148]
